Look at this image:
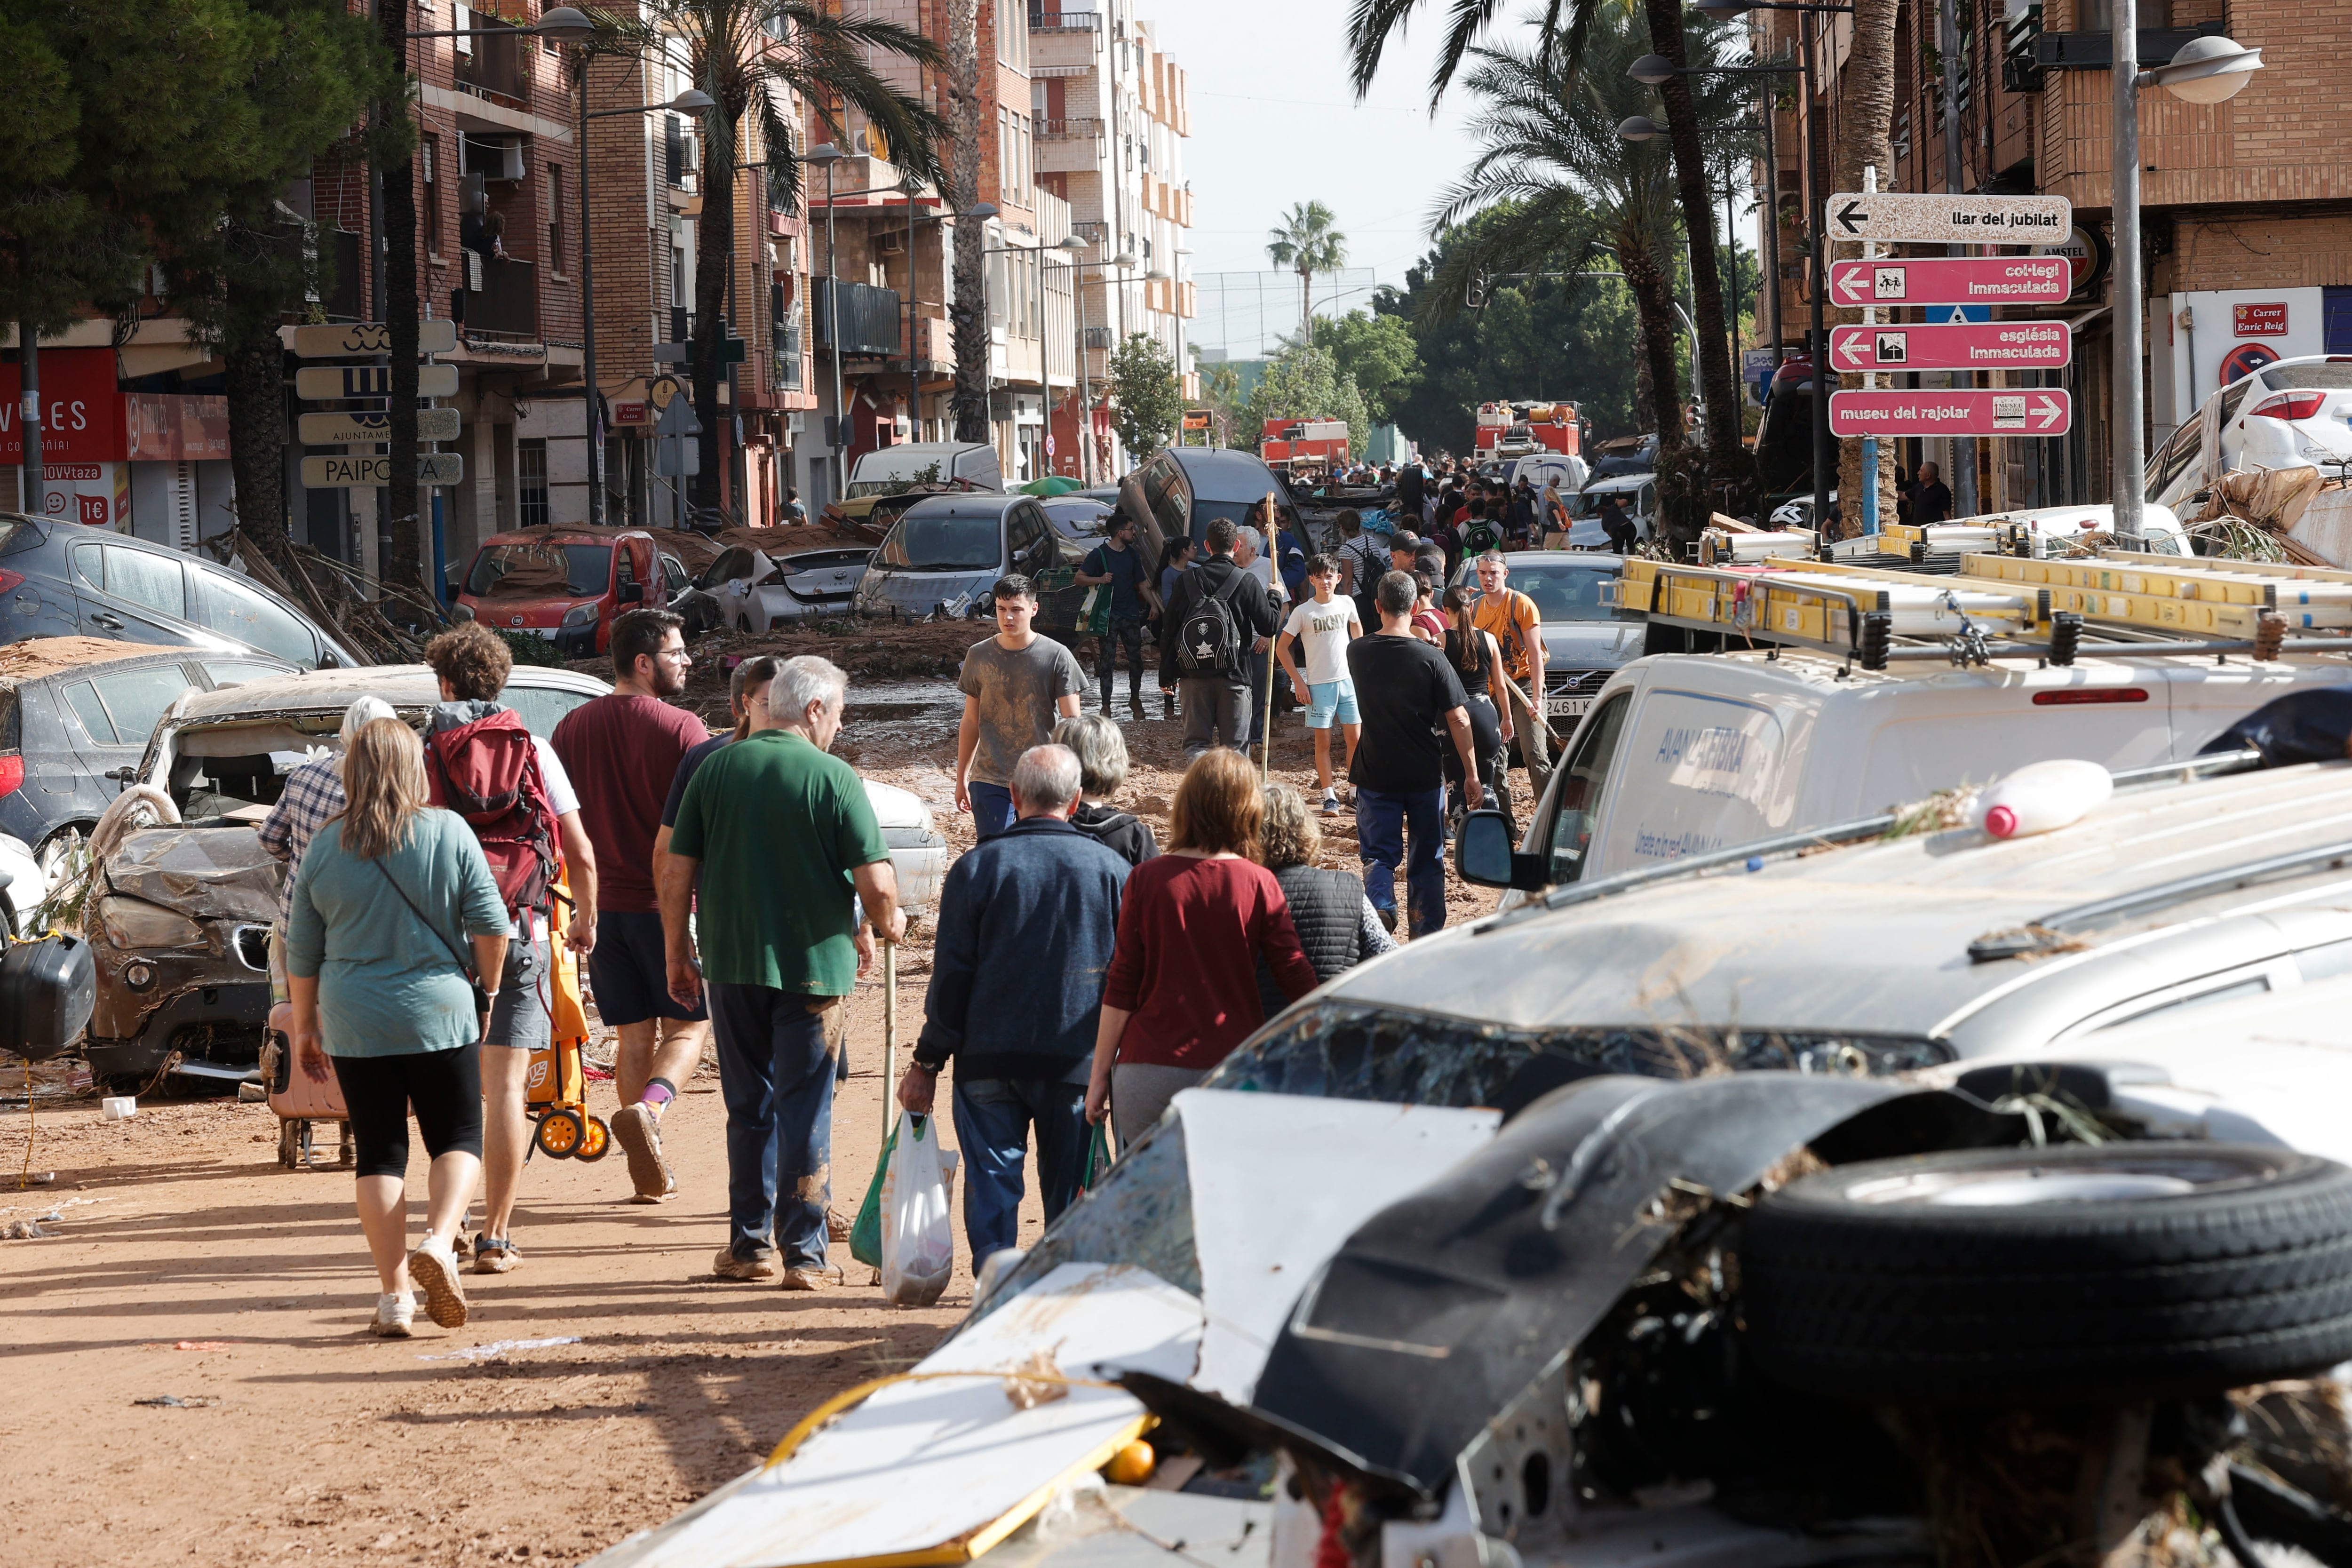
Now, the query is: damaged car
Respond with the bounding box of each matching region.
[87,662,946,1091]
[672,543,872,635]
[597,755,2352,1568]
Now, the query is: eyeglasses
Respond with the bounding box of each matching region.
[657,648,692,663]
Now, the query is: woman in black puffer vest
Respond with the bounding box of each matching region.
[1255,782,1396,1019]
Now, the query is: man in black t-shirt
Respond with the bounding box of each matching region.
[1347,571,1483,938]
[1075,514,1158,719]
[1906,461,1954,527]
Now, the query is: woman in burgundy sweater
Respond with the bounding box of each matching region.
[1087,748,1320,1148]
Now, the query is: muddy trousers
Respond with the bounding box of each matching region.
[1096,616,1148,709]
[1178,676,1251,758]
[707,984,835,1271]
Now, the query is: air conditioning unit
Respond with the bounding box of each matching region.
[1083,326,1112,349]
[463,135,526,183]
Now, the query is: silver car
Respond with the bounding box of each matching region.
[675,544,872,634]
[1451,552,1643,726]
[851,493,1088,631]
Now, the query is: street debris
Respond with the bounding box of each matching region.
[1,1215,58,1239]
[1003,1348,1070,1410]
[418,1337,586,1364]
[133,1395,221,1409]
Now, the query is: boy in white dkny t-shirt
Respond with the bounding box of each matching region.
[1276,554,1364,815]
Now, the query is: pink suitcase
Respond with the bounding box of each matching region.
[259,1003,353,1170]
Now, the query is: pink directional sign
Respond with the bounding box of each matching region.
[1829,320,2072,372]
[1828,256,2074,308]
[1830,389,2072,437]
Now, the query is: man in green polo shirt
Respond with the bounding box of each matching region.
[661,654,904,1290]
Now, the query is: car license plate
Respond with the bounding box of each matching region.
[1548,696,1591,719]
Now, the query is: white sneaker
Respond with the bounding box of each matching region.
[407,1236,469,1328]
[370,1292,415,1338]
[1320,788,1341,816]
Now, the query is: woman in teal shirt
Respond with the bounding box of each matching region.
[287,718,510,1338]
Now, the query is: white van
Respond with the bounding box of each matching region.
[1509,450,1589,496]
[845,442,1003,498]
[1514,646,2352,888]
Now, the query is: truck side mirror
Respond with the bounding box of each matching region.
[1456,810,1547,892]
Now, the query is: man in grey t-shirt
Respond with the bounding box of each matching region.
[955,574,1087,839]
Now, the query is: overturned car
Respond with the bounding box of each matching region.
[598,757,2352,1568]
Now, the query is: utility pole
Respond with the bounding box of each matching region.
[2110,0,2145,541]
[17,325,41,517]
[1941,0,1979,517]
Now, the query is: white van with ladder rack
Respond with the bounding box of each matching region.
[1464,515,2352,894]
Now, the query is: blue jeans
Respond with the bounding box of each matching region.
[1357,786,1448,938]
[969,780,1017,841]
[951,1075,1090,1265]
[707,984,836,1269]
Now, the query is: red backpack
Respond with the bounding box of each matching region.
[423,707,559,921]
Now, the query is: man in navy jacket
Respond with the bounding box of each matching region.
[897,744,1129,1265]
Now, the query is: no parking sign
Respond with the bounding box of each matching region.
[2219,342,2280,387]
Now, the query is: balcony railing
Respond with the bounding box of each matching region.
[1028,6,1104,32]
[1037,117,1104,140]
[458,256,538,342]
[454,20,531,108]
[814,279,902,357]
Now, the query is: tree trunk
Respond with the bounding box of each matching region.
[691,93,736,517]
[946,0,989,445]
[1621,218,1705,544]
[222,329,296,579]
[1645,0,1750,512]
[377,2,423,606]
[1300,266,1312,346]
[1833,0,1900,536]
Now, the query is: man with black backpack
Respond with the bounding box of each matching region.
[1157,517,1281,761]
[422,623,598,1276]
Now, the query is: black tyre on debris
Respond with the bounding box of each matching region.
[1740,1143,2352,1406]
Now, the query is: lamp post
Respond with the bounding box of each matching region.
[2108,32,2264,537]
[571,83,714,526]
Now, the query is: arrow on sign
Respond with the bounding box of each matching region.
[2031,392,2066,430]
[1836,199,1867,236]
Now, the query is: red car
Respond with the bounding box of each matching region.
[454,528,667,656]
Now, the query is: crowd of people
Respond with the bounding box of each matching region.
[270,455,1574,1330]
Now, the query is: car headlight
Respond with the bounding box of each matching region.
[562,602,598,629]
[96,894,206,950]
[452,602,476,622]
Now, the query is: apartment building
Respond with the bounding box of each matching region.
[1756,0,2352,511]
[1030,1,1199,479]
[580,13,819,531]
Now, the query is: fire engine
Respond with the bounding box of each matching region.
[1473,401,1581,460]
[1260,418,1349,474]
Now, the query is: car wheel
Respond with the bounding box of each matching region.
[1740,1143,2352,1405]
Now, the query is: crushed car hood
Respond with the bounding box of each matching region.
[854,567,996,621]
[105,825,282,923]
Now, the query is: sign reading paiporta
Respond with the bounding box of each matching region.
[300,452,466,488]
[1829,389,2073,437]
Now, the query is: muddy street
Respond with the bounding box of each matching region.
[0,651,1509,1568]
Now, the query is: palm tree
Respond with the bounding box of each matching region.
[1421,11,1755,543]
[630,1,947,513]
[1266,201,1347,346]
[1833,0,1899,533]
[1346,0,1762,507]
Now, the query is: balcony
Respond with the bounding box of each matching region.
[458,255,539,342]
[1038,117,1104,140]
[1027,6,1103,32]
[454,19,532,110]
[814,279,903,357]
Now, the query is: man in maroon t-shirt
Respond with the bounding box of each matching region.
[551,608,713,1202]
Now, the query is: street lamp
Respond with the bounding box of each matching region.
[806,143,848,501]
[1618,116,1664,140]
[2110,29,2263,537]
[570,83,713,526]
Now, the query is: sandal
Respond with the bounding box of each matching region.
[471,1236,522,1275]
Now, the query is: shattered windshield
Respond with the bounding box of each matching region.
[877,512,1001,572]
[970,1118,1198,1321]
[1202,1002,1950,1115]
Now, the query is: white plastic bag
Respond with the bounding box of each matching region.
[880,1111,955,1306]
